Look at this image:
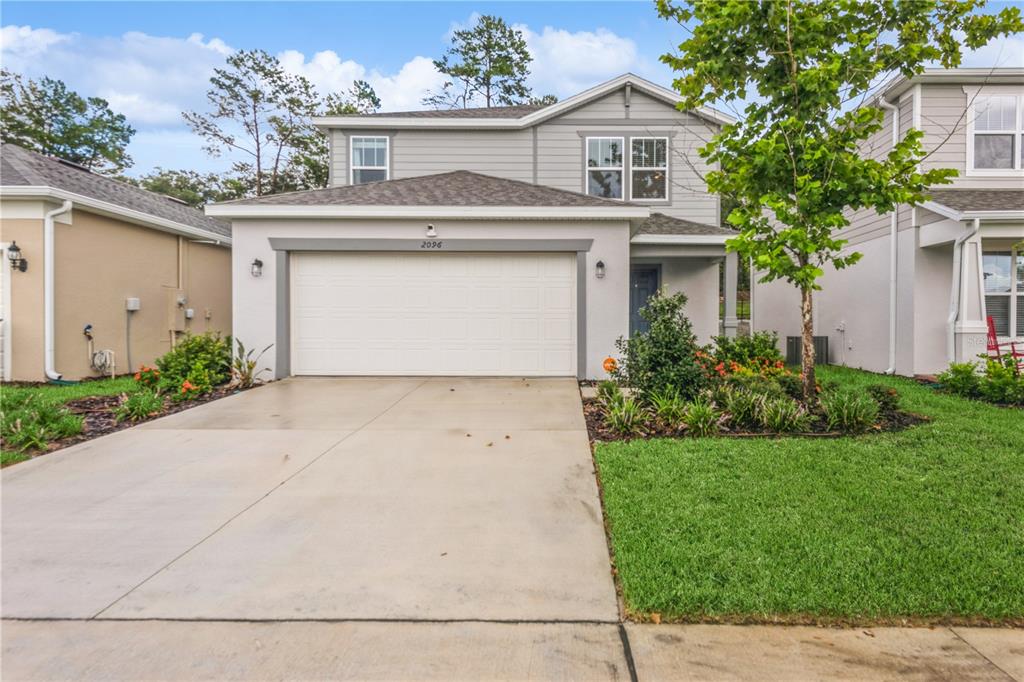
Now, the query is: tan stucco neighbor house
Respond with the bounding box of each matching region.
[207,74,740,380]
[751,68,1024,377]
[0,144,232,382]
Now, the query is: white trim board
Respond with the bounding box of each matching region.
[206,203,651,221]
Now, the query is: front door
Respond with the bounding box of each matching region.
[630,265,660,336]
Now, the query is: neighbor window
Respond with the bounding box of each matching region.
[351,136,389,184]
[971,95,1022,171]
[586,137,623,199]
[630,137,668,200]
[983,248,1023,338]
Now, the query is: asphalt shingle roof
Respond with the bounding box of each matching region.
[218,170,641,208]
[1,144,231,239]
[928,188,1024,213]
[348,104,546,119]
[636,212,736,237]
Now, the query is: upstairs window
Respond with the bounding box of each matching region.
[351,136,389,184]
[586,137,623,199]
[630,137,668,200]
[971,95,1021,171]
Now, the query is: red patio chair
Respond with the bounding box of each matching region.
[986,316,1024,372]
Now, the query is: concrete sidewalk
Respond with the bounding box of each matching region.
[3,621,1021,681]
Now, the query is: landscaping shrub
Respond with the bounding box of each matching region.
[612,291,707,400]
[710,331,783,366]
[683,398,723,437]
[647,389,687,428]
[717,385,761,429]
[1,395,83,452]
[231,339,273,389]
[820,389,879,433]
[979,358,1024,405]
[114,390,165,423]
[156,333,230,395]
[133,365,160,389]
[596,380,625,410]
[866,384,901,413]
[937,362,981,398]
[604,397,647,437]
[723,373,787,400]
[757,396,811,433]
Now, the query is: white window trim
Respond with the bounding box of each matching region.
[983,246,1023,341]
[964,87,1024,177]
[350,136,390,184]
[585,136,625,201]
[629,136,670,202]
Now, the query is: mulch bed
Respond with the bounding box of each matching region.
[49,385,254,453]
[582,398,929,443]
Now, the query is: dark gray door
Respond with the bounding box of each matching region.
[630,265,660,335]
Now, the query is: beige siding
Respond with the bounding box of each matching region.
[2,208,231,382]
[558,91,626,119]
[839,106,896,243]
[391,129,534,181]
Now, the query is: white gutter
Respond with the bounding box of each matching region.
[947,218,981,363]
[629,233,731,245]
[43,200,73,381]
[205,203,650,220]
[0,186,231,245]
[878,96,900,375]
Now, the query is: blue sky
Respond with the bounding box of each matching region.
[3,1,1022,176]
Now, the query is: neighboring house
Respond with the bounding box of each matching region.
[0,144,232,382]
[209,74,739,380]
[751,68,1024,377]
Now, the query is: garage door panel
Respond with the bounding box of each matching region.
[291,252,576,376]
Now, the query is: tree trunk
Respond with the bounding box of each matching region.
[800,286,816,403]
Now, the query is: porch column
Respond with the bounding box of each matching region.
[723,251,739,338]
[954,231,988,362]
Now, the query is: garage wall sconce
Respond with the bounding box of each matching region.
[595,260,606,279]
[426,224,438,238]
[7,241,27,272]
[250,258,264,277]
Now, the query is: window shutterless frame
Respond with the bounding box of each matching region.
[966,91,1024,175]
[629,136,669,201]
[983,247,1023,339]
[350,136,390,185]
[584,136,624,200]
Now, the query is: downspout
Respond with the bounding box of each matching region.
[877,96,899,375]
[43,200,73,381]
[947,218,980,363]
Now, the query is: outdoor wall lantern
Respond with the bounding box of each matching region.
[426,224,438,238]
[250,258,263,277]
[595,260,606,279]
[7,241,27,272]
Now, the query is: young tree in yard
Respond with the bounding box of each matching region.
[424,15,533,108]
[131,168,248,208]
[658,0,1022,401]
[1,70,135,174]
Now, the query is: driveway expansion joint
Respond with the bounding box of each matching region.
[949,627,1019,682]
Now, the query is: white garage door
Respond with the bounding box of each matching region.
[291,252,577,376]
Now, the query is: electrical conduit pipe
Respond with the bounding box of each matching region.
[43,200,73,381]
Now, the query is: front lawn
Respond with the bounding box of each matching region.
[1,377,136,466]
[594,366,1024,625]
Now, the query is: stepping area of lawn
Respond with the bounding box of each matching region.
[595,366,1024,624]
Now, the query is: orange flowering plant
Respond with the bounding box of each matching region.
[134,365,160,389]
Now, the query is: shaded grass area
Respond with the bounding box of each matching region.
[594,366,1024,624]
[1,377,136,466]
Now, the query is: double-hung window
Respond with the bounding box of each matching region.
[586,137,624,199]
[970,94,1022,172]
[983,248,1024,339]
[351,136,389,185]
[630,137,668,200]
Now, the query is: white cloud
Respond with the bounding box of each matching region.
[957,34,1024,69]
[0,25,69,57]
[518,24,644,97]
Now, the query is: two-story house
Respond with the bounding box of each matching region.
[750,68,1024,377]
[209,74,739,379]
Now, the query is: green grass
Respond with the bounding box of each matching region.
[1,377,136,466]
[594,366,1024,624]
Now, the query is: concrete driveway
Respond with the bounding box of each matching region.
[1,377,617,622]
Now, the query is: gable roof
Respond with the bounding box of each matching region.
[636,212,735,237]
[206,170,649,221]
[875,67,1024,103]
[313,73,735,131]
[0,144,231,242]
[357,104,546,119]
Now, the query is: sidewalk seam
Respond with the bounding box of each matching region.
[617,623,640,682]
[949,627,1018,682]
[88,379,430,620]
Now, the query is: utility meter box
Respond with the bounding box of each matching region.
[166,288,186,332]
[125,297,141,311]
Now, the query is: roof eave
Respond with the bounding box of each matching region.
[205,203,650,221]
[631,233,732,245]
[0,185,231,245]
[920,199,1024,222]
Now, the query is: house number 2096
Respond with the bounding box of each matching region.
[420,240,444,249]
